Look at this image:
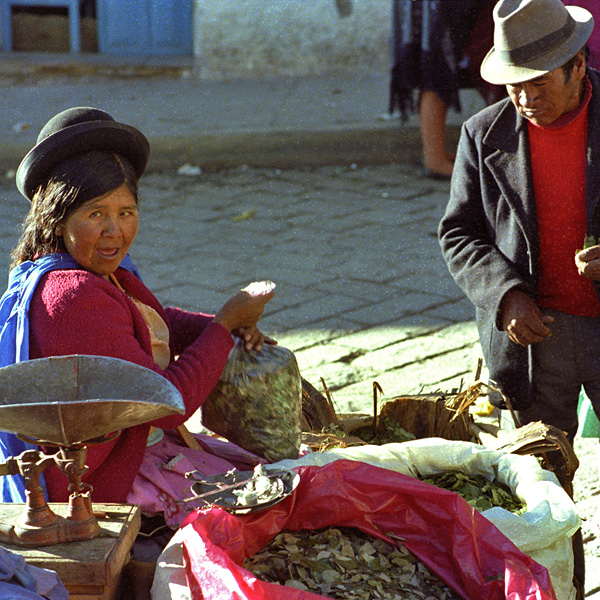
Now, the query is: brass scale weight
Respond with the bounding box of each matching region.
[0,355,184,547]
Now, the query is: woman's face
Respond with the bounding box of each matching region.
[56,183,139,278]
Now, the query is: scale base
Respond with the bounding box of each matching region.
[0,492,100,547]
[0,512,100,547]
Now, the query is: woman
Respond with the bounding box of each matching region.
[389,0,503,179]
[0,107,274,512]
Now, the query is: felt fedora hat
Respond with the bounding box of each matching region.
[480,0,594,85]
[16,107,150,201]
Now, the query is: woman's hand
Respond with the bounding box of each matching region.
[576,245,600,280]
[233,324,277,352]
[213,281,275,343]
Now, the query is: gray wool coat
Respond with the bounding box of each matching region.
[438,68,600,410]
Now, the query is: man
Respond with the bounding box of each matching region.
[440,4,595,591]
[439,0,600,445]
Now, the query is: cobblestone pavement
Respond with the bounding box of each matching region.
[1,163,598,596]
[134,163,479,416]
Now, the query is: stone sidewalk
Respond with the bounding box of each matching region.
[134,164,480,418]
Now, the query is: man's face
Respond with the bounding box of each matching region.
[506,52,586,126]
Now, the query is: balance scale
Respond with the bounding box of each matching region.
[0,354,184,547]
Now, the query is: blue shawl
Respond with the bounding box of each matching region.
[0,254,140,502]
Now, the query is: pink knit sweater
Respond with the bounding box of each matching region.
[29,267,234,503]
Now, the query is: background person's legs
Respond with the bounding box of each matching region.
[419,90,454,178]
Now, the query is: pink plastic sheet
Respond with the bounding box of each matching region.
[181,460,557,600]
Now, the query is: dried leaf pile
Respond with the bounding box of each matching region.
[419,472,526,515]
[243,527,461,599]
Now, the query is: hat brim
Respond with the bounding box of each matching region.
[16,120,150,201]
[481,6,594,85]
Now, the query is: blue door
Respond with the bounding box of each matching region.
[97,0,192,56]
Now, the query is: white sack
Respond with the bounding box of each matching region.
[273,438,581,600]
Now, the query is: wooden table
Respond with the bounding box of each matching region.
[0,503,141,600]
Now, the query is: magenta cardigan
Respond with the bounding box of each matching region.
[29,267,234,503]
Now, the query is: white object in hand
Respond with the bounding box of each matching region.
[242,281,276,296]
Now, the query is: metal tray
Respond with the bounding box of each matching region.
[185,467,299,514]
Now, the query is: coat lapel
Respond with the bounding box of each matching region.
[586,69,600,230]
[482,100,539,252]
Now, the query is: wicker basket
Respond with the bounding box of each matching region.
[301,379,480,448]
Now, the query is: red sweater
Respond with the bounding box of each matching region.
[29,267,234,503]
[529,76,600,316]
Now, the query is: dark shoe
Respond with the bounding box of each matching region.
[422,167,452,181]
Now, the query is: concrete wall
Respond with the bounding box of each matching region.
[192,0,391,79]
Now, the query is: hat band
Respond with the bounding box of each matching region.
[497,14,576,66]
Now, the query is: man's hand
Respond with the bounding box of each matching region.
[499,288,554,345]
[576,245,600,280]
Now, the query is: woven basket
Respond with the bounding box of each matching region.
[301,379,478,447]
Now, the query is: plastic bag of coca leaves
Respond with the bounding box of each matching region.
[202,282,302,462]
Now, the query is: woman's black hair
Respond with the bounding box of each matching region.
[10,151,139,268]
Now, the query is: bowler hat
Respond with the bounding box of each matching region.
[480,0,594,85]
[16,107,150,201]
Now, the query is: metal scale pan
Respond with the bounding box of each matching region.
[0,355,185,446]
[0,355,185,547]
